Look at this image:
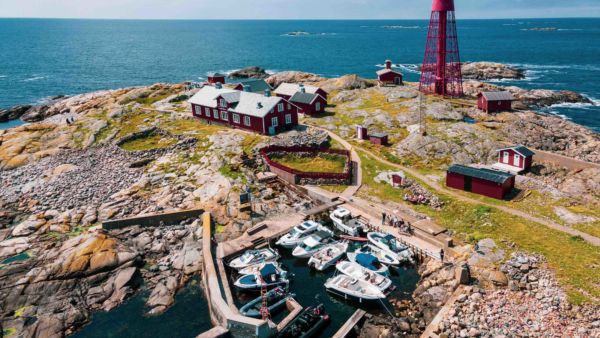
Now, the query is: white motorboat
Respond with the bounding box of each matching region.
[292,231,336,258]
[308,241,349,271]
[367,232,414,263]
[276,220,328,249]
[346,252,389,276]
[228,247,280,270]
[324,274,386,302]
[234,263,290,292]
[238,261,284,276]
[355,244,400,266]
[330,207,368,236]
[336,260,392,292]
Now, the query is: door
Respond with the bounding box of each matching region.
[464,176,472,192]
[503,151,510,164]
[514,154,521,167]
[395,77,401,85]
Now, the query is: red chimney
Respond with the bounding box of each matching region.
[385,60,392,70]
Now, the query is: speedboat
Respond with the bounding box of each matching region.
[336,260,392,292]
[238,261,284,276]
[276,221,327,249]
[330,207,367,236]
[346,252,389,276]
[240,287,295,318]
[292,231,336,258]
[367,232,414,263]
[234,263,290,292]
[355,244,400,266]
[308,241,349,271]
[228,248,280,270]
[324,274,386,302]
[277,303,330,338]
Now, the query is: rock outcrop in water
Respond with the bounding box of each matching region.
[461,62,525,80]
[228,66,269,79]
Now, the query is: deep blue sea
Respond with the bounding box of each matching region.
[0,18,599,131]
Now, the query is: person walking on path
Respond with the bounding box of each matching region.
[440,249,445,262]
[382,212,387,226]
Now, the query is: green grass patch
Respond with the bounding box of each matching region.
[119,134,177,152]
[219,163,246,182]
[216,225,227,234]
[320,185,349,193]
[3,327,16,337]
[14,305,32,317]
[269,153,347,173]
[357,150,600,304]
[241,134,265,156]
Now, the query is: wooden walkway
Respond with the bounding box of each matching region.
[420,285,470,338]
[332,309,367,338]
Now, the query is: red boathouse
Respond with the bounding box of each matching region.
[377,60,403,86]
[207,72,226,85]
[493,145,535,174]
[446,164,515,199]
[188,84,298,135]
[477,91,514,113]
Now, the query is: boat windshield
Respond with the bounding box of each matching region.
[240,251,255,264]
[288,228,300,237]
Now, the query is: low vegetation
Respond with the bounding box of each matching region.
[119,134,176,152]
[269,153,347,173]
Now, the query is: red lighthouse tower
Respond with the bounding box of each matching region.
[419,0,463,97]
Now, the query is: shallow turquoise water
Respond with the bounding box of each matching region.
[0,18,599,131]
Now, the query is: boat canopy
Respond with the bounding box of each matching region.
[260,263,278,277]
[303,236,321,247]
[383,234,395,242]
[333,208,351,218]
[356,253,380,270]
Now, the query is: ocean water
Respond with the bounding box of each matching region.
[0,18,599,132]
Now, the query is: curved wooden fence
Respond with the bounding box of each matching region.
[260,146,352,183]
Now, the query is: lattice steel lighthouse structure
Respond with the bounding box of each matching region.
[419,0,463,97]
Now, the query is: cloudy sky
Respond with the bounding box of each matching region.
[2,0,599,19]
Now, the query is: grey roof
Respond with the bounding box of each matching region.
[188,86,283,118]
[233,79,273,93]
[221,91,241,104]
[376,68,402,76]
[448,164,514,184]
[289,92,319,104]
[274,83,325,97]
[370,132,388,138]
[479,91,514,101]
[497,145,535,157]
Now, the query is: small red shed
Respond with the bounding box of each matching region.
[377,60,403,86]
[493,145,535,173]
[446,164,515,200]
[369,132,389,146]
[477,91,514,113]
[356,125,368,140]
[274,83,328,101]
[207,72,226,85]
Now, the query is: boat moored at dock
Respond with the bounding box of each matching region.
[240,287,295,318]
[292,231,336,258]
[228,247,280,270]
[367,232,414,264]
[335,260,393,292]
[308,241,349,271]
[237,261,284,276]
[330,207,368,236]
[324,274,386,302]
[276,221,330,249]
[234,263,290,292]
[346,252,389,276]
[277,303,330,338]
[355,244,400,266]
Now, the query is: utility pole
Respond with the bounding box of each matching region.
[419,92,427,136]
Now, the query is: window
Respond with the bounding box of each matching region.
[315,102,321,112]
[232,114,240,124]
[278,103,284,112]
[205,107,210,117]
[287,103,291,110]
[285,114,292,124]
[271,116,278,127]
[221,111,228,121]
[213,109,218,119]
[244,116,251,126]
[514,154,521,166]
[503,151,510,164]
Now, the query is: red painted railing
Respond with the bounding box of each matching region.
[260,146,352,181]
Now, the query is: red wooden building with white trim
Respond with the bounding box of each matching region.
[377,60,403,86]
[188,85,298,135]
[274,83,328,101]
[207,72,226,85]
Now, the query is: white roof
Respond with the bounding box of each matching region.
[303,236,321,247]
[377,68,402,76]
[188,85,283,118]
[274,83,322,97]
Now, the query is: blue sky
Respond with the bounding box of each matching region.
[2,0,599,19]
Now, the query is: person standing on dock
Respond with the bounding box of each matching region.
[382,212,387,226]
[440,249,445,262]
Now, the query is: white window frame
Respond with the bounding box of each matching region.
[213,109,218,119]
[221,111,228,121]
[244,116,251,126]
[315,102,321,111]
[232,113,240,124]
[205,107,210,117]
[278,103,284,112]
[271,116,278,127]
[287,103,291,110]
[220,99,227,108]
[285,114,292,125]
[514,153,521,166]
[503,151,510,164]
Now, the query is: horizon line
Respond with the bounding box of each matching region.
[1,16,599,21]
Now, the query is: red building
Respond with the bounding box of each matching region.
[207,72,226,85]
[446,164,515,199]
[289,90,327,115]
[369,132,389,146]
[188,84,298,135]
[231,79,272,94]
[274,83,328,101]
[477,91,514,113]
[377,60,403,86]
[493,145,535,174]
